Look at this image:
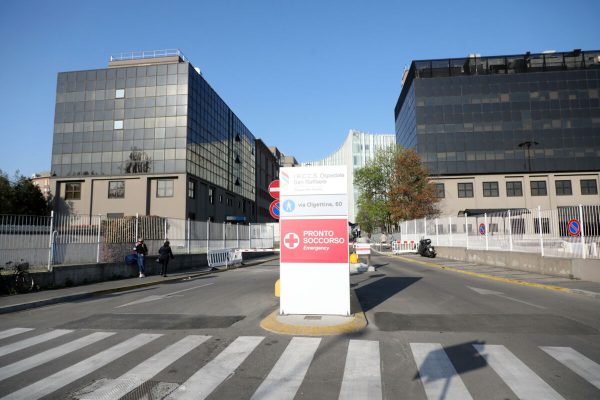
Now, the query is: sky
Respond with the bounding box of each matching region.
[0,0,599,177]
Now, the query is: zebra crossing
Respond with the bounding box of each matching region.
[0,327,599,399]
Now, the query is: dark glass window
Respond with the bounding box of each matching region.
[581,179,598,195]
[157,179,174,197]
[531,181,547,196]
[64,182,81,200]
[555,180,572,196]
[506,181,523,197]
[435,183,445,198]
[458,182,473,198]
[188,179,196,199]
[483,181,499,197]
[208,187,214,204]
[108,180,125,199]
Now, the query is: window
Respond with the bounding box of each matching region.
[555,180,572,196]
[581,179,598,195]
[483,182,499,197]
[208,187,214,204]
[108,181,125,199]
[64,182,81,200]
[506,181,523,197]
[157,179,174,197]
[107,213,124,219]
[458,182,473,198]
[113,120,123,130]
[531,181,547,196]
[435,183,445,198]
[115,89,125,99]
[188,179,196,199]
[219,195,223,204]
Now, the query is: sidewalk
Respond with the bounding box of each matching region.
[376,250,600,299]
[0,255,278,314]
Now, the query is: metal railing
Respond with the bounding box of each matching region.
[381,205,600,259]
[109,49,187,62]
[0,213,276,270]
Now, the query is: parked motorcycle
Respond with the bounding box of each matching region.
[418,238,436,258]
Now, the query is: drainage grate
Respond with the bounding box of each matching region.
[304,316,322,320]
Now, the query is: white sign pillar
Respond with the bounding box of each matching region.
[279,166,350,315]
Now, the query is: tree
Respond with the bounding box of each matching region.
[388,148,439,221]
[0,169,50,216]
[354,146,439,231]
[353,145,399,231]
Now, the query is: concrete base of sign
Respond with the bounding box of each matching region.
[260,291,367,336]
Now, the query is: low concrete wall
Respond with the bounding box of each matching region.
[30,251,274,290]
[437,246,600,283]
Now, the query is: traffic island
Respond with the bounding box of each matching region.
[260,290,367,336]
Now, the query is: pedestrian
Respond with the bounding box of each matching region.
[158,240,174,277]
[134,238,148,278]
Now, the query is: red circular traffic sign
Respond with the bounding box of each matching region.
[479,223,486,235]
[269,200,280,219]
[268,180,280,199]
[567,219,581,236]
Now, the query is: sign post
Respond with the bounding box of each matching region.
[279,166,349,315]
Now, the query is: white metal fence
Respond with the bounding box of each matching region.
[386,205,600,259]
[0,213,276,269]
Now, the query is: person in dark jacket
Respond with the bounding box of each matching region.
[158,240,174,277]
[134,238,148,278]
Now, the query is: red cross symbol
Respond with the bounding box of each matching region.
[283,232,300,250]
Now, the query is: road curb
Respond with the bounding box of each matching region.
[0,256,279,315]
[392,254,600,299]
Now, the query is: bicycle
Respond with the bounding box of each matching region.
[0,260,34,294]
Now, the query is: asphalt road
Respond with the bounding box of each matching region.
[0,254,599,399]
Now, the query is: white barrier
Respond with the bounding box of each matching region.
[207,248,243,269]
[392,240,418,254]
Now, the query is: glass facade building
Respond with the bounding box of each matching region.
[51,51,256,221]
[395,49,600,176]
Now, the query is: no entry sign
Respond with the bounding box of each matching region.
[268,180,280,199]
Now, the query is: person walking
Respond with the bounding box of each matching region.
[134,238,148,278]
[158,240,174,277]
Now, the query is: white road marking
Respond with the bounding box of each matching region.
[167,336,264,400]
[81,335,210,400]
[411,343,473,400]
[339,340,382,400]
[115,283,214,308]
[467,286,545,309]
[0,333,162,400]
[473,344,565,400]
[0,329,73,357]
[0,332,115,381]
[251,337,321,400]
[541,346,600,390]
[0,328,33,340]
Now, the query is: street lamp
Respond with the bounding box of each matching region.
[518,140,539,172]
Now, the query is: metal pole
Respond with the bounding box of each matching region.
[537,206,544,257]
[135,213,139,242]
[47,211,54,271]
[206,219,210,252]
[579,204,586,259]
[223,222,226,249]
[237,224,240,249]
[435,218,439,246]
[187,218,191,254]
[465,213,469,250]
[484,213,489,251]
[508,209,513,252]
[164,218,168,240]
[449,216,453,246]
[96,215,101,263]
[249,223,252,249]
